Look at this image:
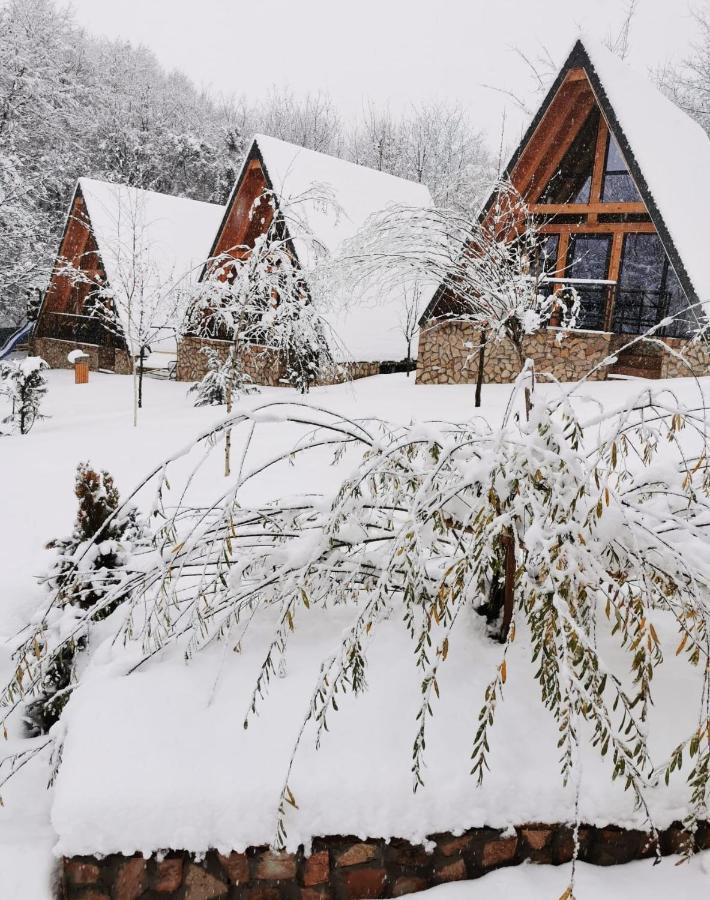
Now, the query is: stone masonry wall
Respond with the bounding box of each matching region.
[58,821,709,899]
[659,336,710,378]
[177,336,285,386]
[31,337,132,375]
[416,322,614,385]
[177,336,381,387]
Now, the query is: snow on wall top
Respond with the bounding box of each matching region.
[78,178,224,349]
[244,135,435,362]
[573,37,710,306]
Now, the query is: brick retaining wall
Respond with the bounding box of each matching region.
[58,821,709,899]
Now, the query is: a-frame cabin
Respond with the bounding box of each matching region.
[418,37,710,384]
[177,134,435,384]
[33,179,223,373]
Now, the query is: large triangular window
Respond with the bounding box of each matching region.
[539,107,600,204]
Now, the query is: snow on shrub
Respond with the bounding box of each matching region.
[1,376,710,875]
[189,345,258,407]
[0,355,48,434]
[24,462,151,735]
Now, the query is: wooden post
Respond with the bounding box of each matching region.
[68,349,90,384]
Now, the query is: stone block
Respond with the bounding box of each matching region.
[115,856,146,900]
[482,836,518,868]
[154,857,184,892]
[255,850,297,880]
[218,851,250,884]
[335,842,379,867]
[434,859,466,882]
[64,859,101,886]
[339,867,387,899]
[183,863,228,899]
[303,850,330,885]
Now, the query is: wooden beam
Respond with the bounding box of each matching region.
[531,201,647,215]
[539,221,656,235]
[556,231,570,279]
[566,68,588,82]
[523,90,596,202]
[588,116,609,222]
[511,78,592,198]
[604,232,626,330]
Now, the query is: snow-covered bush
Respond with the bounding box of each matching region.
[332,181,580,408]
[189,346,258,407]
[3,375,710,862]
[0,355,48,434]
[24,462,150,735]
[186,188,340,399]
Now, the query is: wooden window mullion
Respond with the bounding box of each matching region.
[588,117,609,224]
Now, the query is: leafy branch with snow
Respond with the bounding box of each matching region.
[1,366,709,877]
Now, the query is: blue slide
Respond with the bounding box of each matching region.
[0,321,33,360]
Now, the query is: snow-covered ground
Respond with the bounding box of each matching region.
[414,853,710,899]
[2,368,710,897]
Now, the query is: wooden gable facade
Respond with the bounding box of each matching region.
[33,184,129,372]
[499,41,695,340]
[425,41,699,346]
[205,145,277,272]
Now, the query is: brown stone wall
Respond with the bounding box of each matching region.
[416,322,614,385]
[30,337,133,375]
[177,336,285,386]
[177,336,382,387]
[58,821,709,899]
[659,336,710,378]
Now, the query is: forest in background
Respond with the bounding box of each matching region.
[0,0,495,325]
[3,0,710,326]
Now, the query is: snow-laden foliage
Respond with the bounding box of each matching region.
[189,346,258,407]
[25,462,150,736]
[330,181,580,405]
[2,375,710,859]
[0,356,48,434]
[186,187,340,396]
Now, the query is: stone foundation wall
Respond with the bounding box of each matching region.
[659,336,710,378]
[58,820,709,899]
[31,337,132,375]
[416,322,613,385]
[177,336,382,387]
[177,336,285,387]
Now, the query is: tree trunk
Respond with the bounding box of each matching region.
[138,347,145,409]
[132,363,139,428]
[475,331,487,408]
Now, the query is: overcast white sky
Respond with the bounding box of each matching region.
[64,0,700,150]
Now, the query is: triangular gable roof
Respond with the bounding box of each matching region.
[486,36,710,311]
[207,135,436,363]
[76,178,224,348]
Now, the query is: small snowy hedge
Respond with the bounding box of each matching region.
[1,374,709,876]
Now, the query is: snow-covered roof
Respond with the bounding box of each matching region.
[215,135,436,363]
[78,178,224,350]
[501,36,710,309]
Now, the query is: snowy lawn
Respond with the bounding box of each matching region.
[409,853,710,898]
[2,368,710,897]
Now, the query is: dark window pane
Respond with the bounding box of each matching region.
[605,135,627,171]
[619,234,664,290]
[614,233,692,336]
[539,108,599,205]
[566,234,611,330]
[602,135,640,202]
